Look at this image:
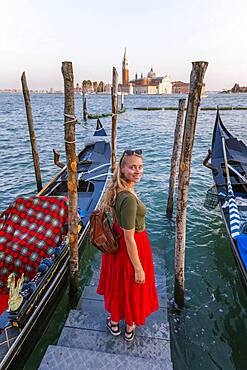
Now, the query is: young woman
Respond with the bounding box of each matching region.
[97,149,159,341]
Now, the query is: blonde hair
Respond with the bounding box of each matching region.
[101,152,143,212]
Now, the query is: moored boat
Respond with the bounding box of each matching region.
[204,111,247,285]
[0,119,111,369]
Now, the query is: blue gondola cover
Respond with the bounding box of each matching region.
[237,234,247,269]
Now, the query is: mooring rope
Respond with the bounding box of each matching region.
[64,140,76,144]
[64,114,78,143]
[64,114,78,125]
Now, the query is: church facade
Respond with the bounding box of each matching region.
[120,49,172,95]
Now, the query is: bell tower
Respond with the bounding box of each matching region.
[122,48,129,86]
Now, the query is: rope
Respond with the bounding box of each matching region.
[64,114,78,143]
[65,140,76,144]
[64,114,78,125]
[79,122,89,129]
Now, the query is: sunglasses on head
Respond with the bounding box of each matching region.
[123,149,142,156]
[120,149,143,165]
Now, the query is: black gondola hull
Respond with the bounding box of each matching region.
[210,111,247,286]
[219,206,247,285]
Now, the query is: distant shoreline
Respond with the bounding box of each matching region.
[0,90,219,95]
[2,90,247,95]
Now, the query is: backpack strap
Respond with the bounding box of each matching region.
[110,207,124,240]
[111,207,117,223]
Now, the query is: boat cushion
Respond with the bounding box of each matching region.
[0,196,68,289]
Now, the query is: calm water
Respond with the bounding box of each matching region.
[1,92,247,370]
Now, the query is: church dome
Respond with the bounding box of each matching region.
[147,67,156,78]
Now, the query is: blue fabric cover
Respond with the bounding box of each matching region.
[237,234,247,269]
[78,207,86,218]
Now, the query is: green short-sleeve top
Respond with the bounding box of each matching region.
[113,191,147,232]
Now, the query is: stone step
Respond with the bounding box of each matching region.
[69,299,169,340]
[83,273,167,308]
[39,345,172,370]
[58,326,171,362]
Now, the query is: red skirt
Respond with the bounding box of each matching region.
[96,223,159,326]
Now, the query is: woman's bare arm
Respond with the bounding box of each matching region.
[123,228,145,284]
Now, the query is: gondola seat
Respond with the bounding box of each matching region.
[0,196,68,292]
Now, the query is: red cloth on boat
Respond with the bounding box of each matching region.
[97,222,159,326]
[0,196,68,289]
[0,289,8,314]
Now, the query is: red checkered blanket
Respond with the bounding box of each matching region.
[0,196,68,290]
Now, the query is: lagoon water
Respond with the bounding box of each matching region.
[1,92,247,369]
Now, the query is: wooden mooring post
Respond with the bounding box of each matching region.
[82,92,88,121]
[166,98,186,217]
[111,67,118,173]
[174,62,208,307]
[21,72,42,192]
[121,90,124,111]
[61,61,79,294]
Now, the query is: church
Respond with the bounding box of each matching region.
[120,49,172,95]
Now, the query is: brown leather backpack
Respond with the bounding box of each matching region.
[89,209,122,254]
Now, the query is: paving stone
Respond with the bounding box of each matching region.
[155,273,168,309]
[58,327,171,361]
[39,345,172,370]
[91,270,100,281]
[67,299,169,340]
[81,279,102,301]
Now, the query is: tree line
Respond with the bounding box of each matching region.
[82,80,105,93]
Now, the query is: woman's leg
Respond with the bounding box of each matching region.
[106,318,121,336]
[125,322,135,341]
[126,323,134,332]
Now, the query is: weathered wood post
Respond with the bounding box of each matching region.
[21,72,42,192]
[111,67,118,173]
[166,99,186,217]
[61,61,79,294]
[53,149,66,169]
[82,92,88,121]
[121,90,125,112]
[174,62,208,307]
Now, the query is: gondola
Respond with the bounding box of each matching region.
[0,119,111,369]
[204,110,247,285]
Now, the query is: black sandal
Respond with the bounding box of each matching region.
[106,317,121,336]
[124,324,135,342]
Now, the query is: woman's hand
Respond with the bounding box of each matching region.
[135,267,145,284]
[123,229,145,284]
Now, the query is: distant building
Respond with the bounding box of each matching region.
[122,48,129,86]
[131,69,172,94]
[120,49,172,95]
[172,81,189,94]
[121,48,133,94]
[172,80,206,95]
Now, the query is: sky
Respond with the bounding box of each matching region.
[1,0,247,91]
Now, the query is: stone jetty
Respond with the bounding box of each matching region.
[39,253,173,370]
